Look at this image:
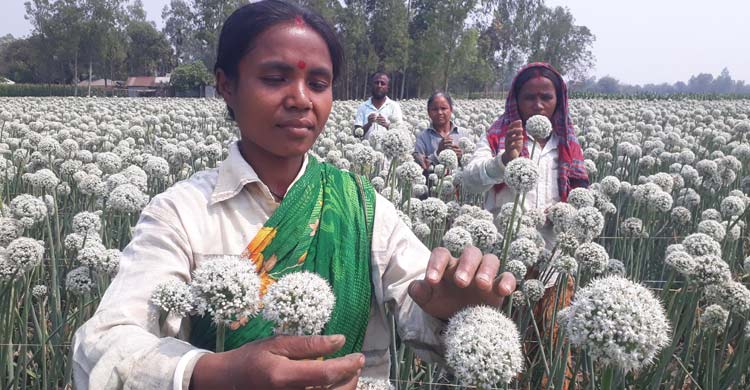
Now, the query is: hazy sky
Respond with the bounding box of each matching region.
[4,0,750,85]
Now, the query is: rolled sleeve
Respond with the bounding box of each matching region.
[72,199,205,390]
[463,132,505,194]
[371,195,446,364]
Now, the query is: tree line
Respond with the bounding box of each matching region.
[572,68,750,96]
[0,0,596,99]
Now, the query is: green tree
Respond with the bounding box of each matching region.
[162,0,194,66]
[527,5,595,81]
[170,61,213,93]
[126,20,173,76]
[191,0,245,69]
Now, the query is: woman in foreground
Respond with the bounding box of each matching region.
[72,1,515,389]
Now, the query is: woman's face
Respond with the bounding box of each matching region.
[428,96,452,128]
[217,22,333,159]
[517,76,557,123]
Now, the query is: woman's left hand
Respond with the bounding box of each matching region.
[408,246,516,321]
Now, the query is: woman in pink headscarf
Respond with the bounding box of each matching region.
[464,62,587,389]
[463,62,589,246]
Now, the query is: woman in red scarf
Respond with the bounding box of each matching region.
[463,62,589,245]
[464,63,588,389]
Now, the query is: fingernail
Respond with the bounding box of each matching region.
[331,334,345,344]
[427,270,438,281]
[455,271,468,283]
[358,355,365,365]
[477,274,490,284]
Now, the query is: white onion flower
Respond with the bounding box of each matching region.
[10,194,48,228]
[697,220,725,242]
[522,279,545,302]
[574,242,609,274]
[356,377,394,390]
[438,149,458,171]
[691,255,731,286]
[563,276,670,372]
[107,184,149,213]
[72,211,103,234]
[262,271,335,336]
[2,237,44,280]
[720,196,746,218]
[421,197,448,224]
[445,305,523,388]
[0,217,23,247]
[567,188,595,209]
[505,259,527,280]
[466,219,497,250]
[190,256,262,325]
[442,227,473,256]
[151,279,194,317]
[525,115,552,141]
[664,250,696,276]
[704,281,750,316]
[508,238,539,267]
[699,304,728,334]
[569,206,604,242]
[504,157,538,193]
[682,233,721,257]
[65,266,95,295]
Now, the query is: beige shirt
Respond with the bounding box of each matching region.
[72,142,445,390]
[463,132,561,247]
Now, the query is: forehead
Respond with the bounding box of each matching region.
[519,76,556,94]
[372,74,389,83]
[429,96,450,107]
[247,23,331,68]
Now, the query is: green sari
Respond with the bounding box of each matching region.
[190,157,376,358]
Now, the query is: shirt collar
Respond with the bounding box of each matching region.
[366,96,391,110]
[210,142,309,206]
[427,123,460,136]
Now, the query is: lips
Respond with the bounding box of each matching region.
[277,119,314,129]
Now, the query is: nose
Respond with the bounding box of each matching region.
[284,80,311,110]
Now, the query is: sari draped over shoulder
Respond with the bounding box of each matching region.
[190,157,376,358]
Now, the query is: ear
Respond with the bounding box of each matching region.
[215,68,236,110]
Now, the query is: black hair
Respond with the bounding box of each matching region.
[427,91,453,110]
[513,66,564,105]
[370,71,390,83]
[215,0,344,120]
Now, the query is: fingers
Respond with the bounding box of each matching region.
[475,254,500,292]
[286,353,364,388]
[269,335,346,360]
[494,271,517,296]
[424,247,454,284]
[408,279,433,308]
[453,246,482,288]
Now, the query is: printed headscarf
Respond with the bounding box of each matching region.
[486,62,589,201]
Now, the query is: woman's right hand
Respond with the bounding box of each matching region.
[436,136,452,154]
[190,334,364,390]
[501,120,524,165]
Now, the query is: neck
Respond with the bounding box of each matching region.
[238,141,303,198]
[434,121,452,136]
[371,95,386,108]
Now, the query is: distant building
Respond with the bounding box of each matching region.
[77,79,121,91]
[0,77,14,85]
[126,75,171,97]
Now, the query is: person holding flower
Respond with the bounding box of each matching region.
[463,63,590,245]
[413,91,471,171]
[72,2,516,390]
[463,63,589,389]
